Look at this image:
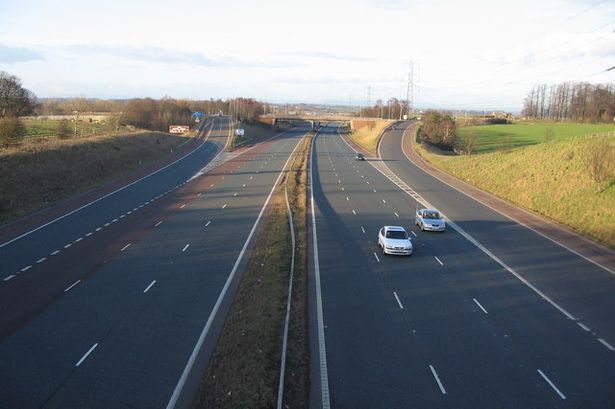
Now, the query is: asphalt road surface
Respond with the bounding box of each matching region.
[0,117,307,409]
[309,125,614,409]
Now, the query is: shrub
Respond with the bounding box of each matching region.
[58,119,71,139]
[0,116,26,148]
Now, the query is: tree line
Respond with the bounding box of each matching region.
[416,110,457,151]
[359,97,409,120]
[522,82,614,122]
[0,71,265,146]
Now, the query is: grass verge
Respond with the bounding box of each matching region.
[415,135,615,248]
[348,119,393,155]
[0,131,190,223]
[230,121,278,150]
[193,133,311,409]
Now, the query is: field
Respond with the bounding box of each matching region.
[416,131,615,248]
[457,122,615,154]
[22,118,111,138]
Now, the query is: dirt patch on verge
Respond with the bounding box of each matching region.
[192,134,311,409]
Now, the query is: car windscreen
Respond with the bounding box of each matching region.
[386,230,408,239]
[425,212,441,219]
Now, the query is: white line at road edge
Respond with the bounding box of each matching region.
[399,126,615,276]
[537,369,566,399]
[340,128,579,323]
[309,131,332,409]
[0,119,216,250]
[165,132,305,409]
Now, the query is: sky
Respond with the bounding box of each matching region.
[0,0,614,112]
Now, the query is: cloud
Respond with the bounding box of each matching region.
[0,44,45,64]
[292,52,376,62]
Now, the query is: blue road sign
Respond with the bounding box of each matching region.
[192,111,204,117]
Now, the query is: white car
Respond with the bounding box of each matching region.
[378,226,413,255]
[415,208,446,232]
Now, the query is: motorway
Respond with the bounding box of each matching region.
[0,116,307,408]
[309,125,614,408]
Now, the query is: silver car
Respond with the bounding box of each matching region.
[415,208,446,232]
[378,226,413,255]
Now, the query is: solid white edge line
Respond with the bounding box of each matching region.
[435,256,444,266]
[399,126,615,276]
[166,131,304,409]
[537,369,567,399]
[598,338,615,351]
[393,292,404,309]
[143,280,157,293]
[472,298,488,314]
[0,119,215,250]
[309,131,332,409]
[75,343,98,367]
[339,128,579,322]
[429,364,447,394]
[64,280,81,292]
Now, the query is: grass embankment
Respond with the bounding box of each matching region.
[230,122,280,150]
[348,119,393,155]
[416,132,615,248]
[193,134,311,409]
[457,122,615,153]
[0,131,190,223]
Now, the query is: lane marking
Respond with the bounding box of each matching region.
[103,223,110,227]
[210,183,215,187]
[75,343,98,367]
[577,322,591,332]
[119,214,126,219]
[382,199,387,203]
[537,369,566,399]
[473,298,488,314]
[243,183,246,188]
[36,257,46,264]
[21,265,32,272]
[307,132,331,409]
[166,131,305,409]
[0,125,214,250]
[3,275,16,282]
[361,226,366,234]
[126,211,132,215]
[394,212,400,218]
[234,192,238,197]
[366,181,370,184]
[205,220,212,227]
[182,244,190,252]
[197,193,202,197]
[352,209,357,215]
[180,204,186,209]
[598,338,615,351]
[435,256,444,266]
[429,365,447,394]
[85,232,93,237]
[373,252,380,262]
[112,218,118,223]
[155,221,163,227]
[121,243,131,252]
[143,280,157,293]
[373,189,377,193]
[393,292,404,309]
[411,231,417,237]
[222,203,228,209]
[51,250,60,256]
[64,280,81,292]
[341,187,344,191]
[74,237,83,243]
[346,196,350,201]
[64,243,72,249]
[95,227,102,232]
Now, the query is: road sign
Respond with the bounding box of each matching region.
[235,128,245,137]
[192,111,204,118]
[170,125,190,133]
